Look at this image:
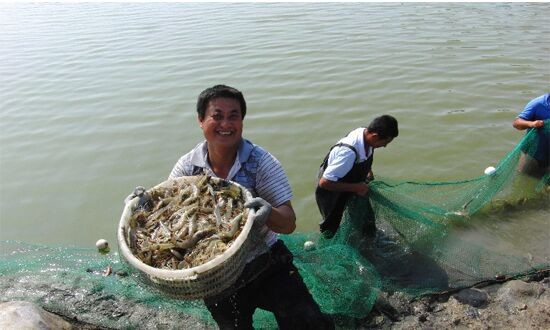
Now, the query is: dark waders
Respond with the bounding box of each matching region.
[315,143,375,238]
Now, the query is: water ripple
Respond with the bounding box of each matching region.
[1,2,548,245]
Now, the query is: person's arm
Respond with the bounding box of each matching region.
[319,145,370,194]
[250,151,296,234]
[266,201,296,234]
[513,117,544,130]
[318,177,369,196]
[244,198,296,234]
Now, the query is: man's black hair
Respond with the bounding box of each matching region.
[196,85,247,119]
[368,115,399,139]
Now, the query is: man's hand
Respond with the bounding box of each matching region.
[319,177,370,196]
[353,182,370,196]
[532,120,545,128]
[513,118,545,130]
[244,197,272,227]
[124,186,152,210]
[124,186,145,204]
[366,172,375,183]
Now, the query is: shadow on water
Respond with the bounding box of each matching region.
[340,196,450,296]
[353,230,450,295]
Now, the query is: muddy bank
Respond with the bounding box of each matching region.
[1,270,548,329]
[364,271,550,330]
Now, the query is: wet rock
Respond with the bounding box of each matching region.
[382,291,412,315]
[418,313,428,322]
[453,288,488,307]
[0,301,72,329]
[384,275,550,330]
[373,296,401,321]
[497,279,545,300]
[495,279,545,312]
[464,306,479,319]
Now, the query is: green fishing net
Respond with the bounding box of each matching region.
[1,121,548,329]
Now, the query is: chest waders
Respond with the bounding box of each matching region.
[315,143,375,238]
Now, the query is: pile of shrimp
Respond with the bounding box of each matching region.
[128,175,248,269]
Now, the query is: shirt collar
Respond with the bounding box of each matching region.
[190,139,252,173]
[360,128,372,160]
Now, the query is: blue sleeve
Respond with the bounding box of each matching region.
[518,101,537,120]
[517,94,549,121]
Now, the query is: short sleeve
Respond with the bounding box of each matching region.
[255,153,293,207]
[322,146,357,181]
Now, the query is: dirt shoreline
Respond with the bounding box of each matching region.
[44,270,549,329]
[364,270,550,329]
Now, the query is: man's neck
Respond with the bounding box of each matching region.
[206,143,239,179]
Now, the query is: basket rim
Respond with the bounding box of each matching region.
[117,176,255,280]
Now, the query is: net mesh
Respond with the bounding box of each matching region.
[1,121,548,328]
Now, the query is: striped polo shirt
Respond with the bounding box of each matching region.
[169,138,293,260]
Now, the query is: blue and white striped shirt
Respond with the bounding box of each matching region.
[169,138,293,258]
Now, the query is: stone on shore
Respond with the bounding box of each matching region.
[0,301,72,330]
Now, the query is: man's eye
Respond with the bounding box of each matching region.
[212,115,222,120]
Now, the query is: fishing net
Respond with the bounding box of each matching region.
[355,120,550,296]
[1,121,548,329]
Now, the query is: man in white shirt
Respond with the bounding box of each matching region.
[316,115,399,239]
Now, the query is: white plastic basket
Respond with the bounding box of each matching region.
[117,176,255,300]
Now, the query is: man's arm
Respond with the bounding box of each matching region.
[266,201,296,234]
[319,145,368,194]
[252,151,296,234]
[318,177,369,196]
[513,117,544,130]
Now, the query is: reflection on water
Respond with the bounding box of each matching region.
[356,231,450,293]
[452,194,550,266]
[0,3,549,248]
[341,177,549,293]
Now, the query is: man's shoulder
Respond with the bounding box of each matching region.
[329,143,359,164]
[522,94,550,119]
[242,139,272,161]
[527,94,550,108]
[336,128,364,152]
[341,127,365,143]
[179,142,205,161]
[332,143,358,155]
[169,142,207,178]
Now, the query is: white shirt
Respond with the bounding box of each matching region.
[323,127,373,181]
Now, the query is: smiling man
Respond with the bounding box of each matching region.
[169,85,334,330]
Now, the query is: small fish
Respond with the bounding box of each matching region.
[103,265,112,277]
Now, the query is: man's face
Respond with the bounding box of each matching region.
[370,134,394,148]
[199,97,243,148]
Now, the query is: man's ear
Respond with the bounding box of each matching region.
[198,115,204,128]
[368,131,379,141]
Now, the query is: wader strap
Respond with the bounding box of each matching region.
[316,143,373,237]
[330,143,360,163]
[317,143,360,180]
